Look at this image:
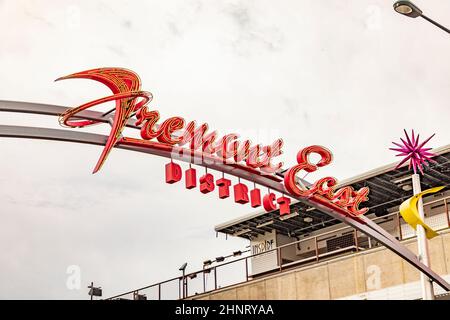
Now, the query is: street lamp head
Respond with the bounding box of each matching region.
[393,1,423,18]
[179,262,187,271]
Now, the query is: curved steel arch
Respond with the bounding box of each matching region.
[1,100,449,292]
[0,100,140,129]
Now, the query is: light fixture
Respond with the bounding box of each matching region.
[215,256,225,262]
[88,282,102,300]
[392,175,414,191]
[88,286,102,298]
[279,211,299,221]
[303,217,313,223]
[233,250,242,257]
[393,1,422,18]
[203,259,212,266]
[375,207,389,217]
[188,273,197,279]
[179,262,188,271]
[393,1,450,34]
[402,184,413,191]
[392,175,413,185]
[256,220,274,228]
[133,293,147,300]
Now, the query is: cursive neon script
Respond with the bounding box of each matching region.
[56,68,284,174]
[284,145,370,217]
[57,67,369,217]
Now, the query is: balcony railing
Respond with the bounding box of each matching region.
[105,195,450,300]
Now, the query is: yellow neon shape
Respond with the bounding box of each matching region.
[399,186,445,239]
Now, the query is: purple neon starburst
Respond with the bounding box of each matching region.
[390,129,437,175]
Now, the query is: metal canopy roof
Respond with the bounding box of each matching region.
[215,144,450,240]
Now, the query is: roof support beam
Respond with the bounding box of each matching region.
[368,178,403,198]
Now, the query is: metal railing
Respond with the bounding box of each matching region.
[106,195,450,300]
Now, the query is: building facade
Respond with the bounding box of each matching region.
[107,144,450,300]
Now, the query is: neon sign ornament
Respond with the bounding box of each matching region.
[399,186,444,240]
[56,67,370,218]
[390,129,437,175]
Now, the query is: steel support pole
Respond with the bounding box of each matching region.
[245,258,249,281]
[214,267,218,290]
[314,236,319,261]
[203,271,206,293]
[182,270,186,299]
[277,247,282,271]
[445,199,449,228]
[398,212,403,241]
[412,173,435,300]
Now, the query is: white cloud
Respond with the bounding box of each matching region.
[0,0,449,299]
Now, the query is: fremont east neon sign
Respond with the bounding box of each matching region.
[57,68,369,218]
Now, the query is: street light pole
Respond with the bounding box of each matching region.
[178,262,188,299]
[393,1,450,34]
[420,14,450,34]
[412,174,435,300]
[182,268,186,299]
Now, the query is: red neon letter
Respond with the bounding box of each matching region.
[185,168,197,189]
[157,116,186,145]
[260,139,284,174]
[234,183,249,204]
[277,196,291,216]
[216,178,231,199]
[263,193,277,212]
[137,107,161,140]
[199,173,215,194]
[348,187,370,216]
[250,188,261,208]
[165,162,182,184]
[284,145,333,197]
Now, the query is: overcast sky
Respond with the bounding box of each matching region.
[0,0,449,299]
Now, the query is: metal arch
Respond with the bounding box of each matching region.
[0,124,285,187]
[1,101,450,291]
[0,100,140,129]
